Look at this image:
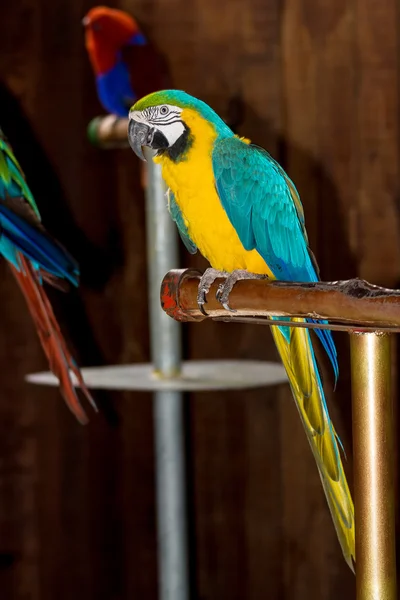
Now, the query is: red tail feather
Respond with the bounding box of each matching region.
[10,253,97,424]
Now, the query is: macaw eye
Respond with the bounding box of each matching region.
[160,106,169,115]
[92,22,102,31]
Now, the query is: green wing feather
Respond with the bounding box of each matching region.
[212,136,317,281]
[167,188,197,255]
[0,128,41,219]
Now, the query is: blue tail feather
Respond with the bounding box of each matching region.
[307,318,339,383]
[0,204,79,286]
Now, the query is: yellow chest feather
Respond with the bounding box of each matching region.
[155,109,271,275]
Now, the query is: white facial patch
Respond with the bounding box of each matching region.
[129,104,185,147]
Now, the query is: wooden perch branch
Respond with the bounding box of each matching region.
[86,105,244,150]
[87,116,129,148]
[160,269,400,332]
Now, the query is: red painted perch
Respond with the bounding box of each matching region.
[160,268,400,332]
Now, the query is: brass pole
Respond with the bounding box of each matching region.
[350,331,396,600]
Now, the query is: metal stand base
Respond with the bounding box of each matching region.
[26,359,287,391]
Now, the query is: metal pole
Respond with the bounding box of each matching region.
[350,331,396,600]
[144,149,189,600]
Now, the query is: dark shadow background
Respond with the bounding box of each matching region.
[1,0,399,598]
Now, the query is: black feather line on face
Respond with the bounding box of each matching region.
[157,124,192,162]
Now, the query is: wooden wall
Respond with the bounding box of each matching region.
[0,0,399,598]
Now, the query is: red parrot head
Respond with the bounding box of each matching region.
[83,6,141,74]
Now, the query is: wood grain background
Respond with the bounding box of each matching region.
[0,0,399,598]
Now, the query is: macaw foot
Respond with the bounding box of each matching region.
[216,270,269,312]
[197,268,228,315]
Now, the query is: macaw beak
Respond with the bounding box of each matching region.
[82,16,90,26]
[128,117,169,162]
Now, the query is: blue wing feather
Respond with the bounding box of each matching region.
[96,61,135,117]
[212,136,338,380]
[0,129,79,286]
[167,189,197,255]
[0,204,79,285]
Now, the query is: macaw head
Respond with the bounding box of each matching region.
[83,6,145,74]
[128,90,233,161]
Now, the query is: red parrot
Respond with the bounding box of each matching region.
[83,6,170,118]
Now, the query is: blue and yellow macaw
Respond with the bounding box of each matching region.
[128,89,355,570]
[0,126,96,424]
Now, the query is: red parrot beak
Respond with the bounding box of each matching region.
[82,16,90,26]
